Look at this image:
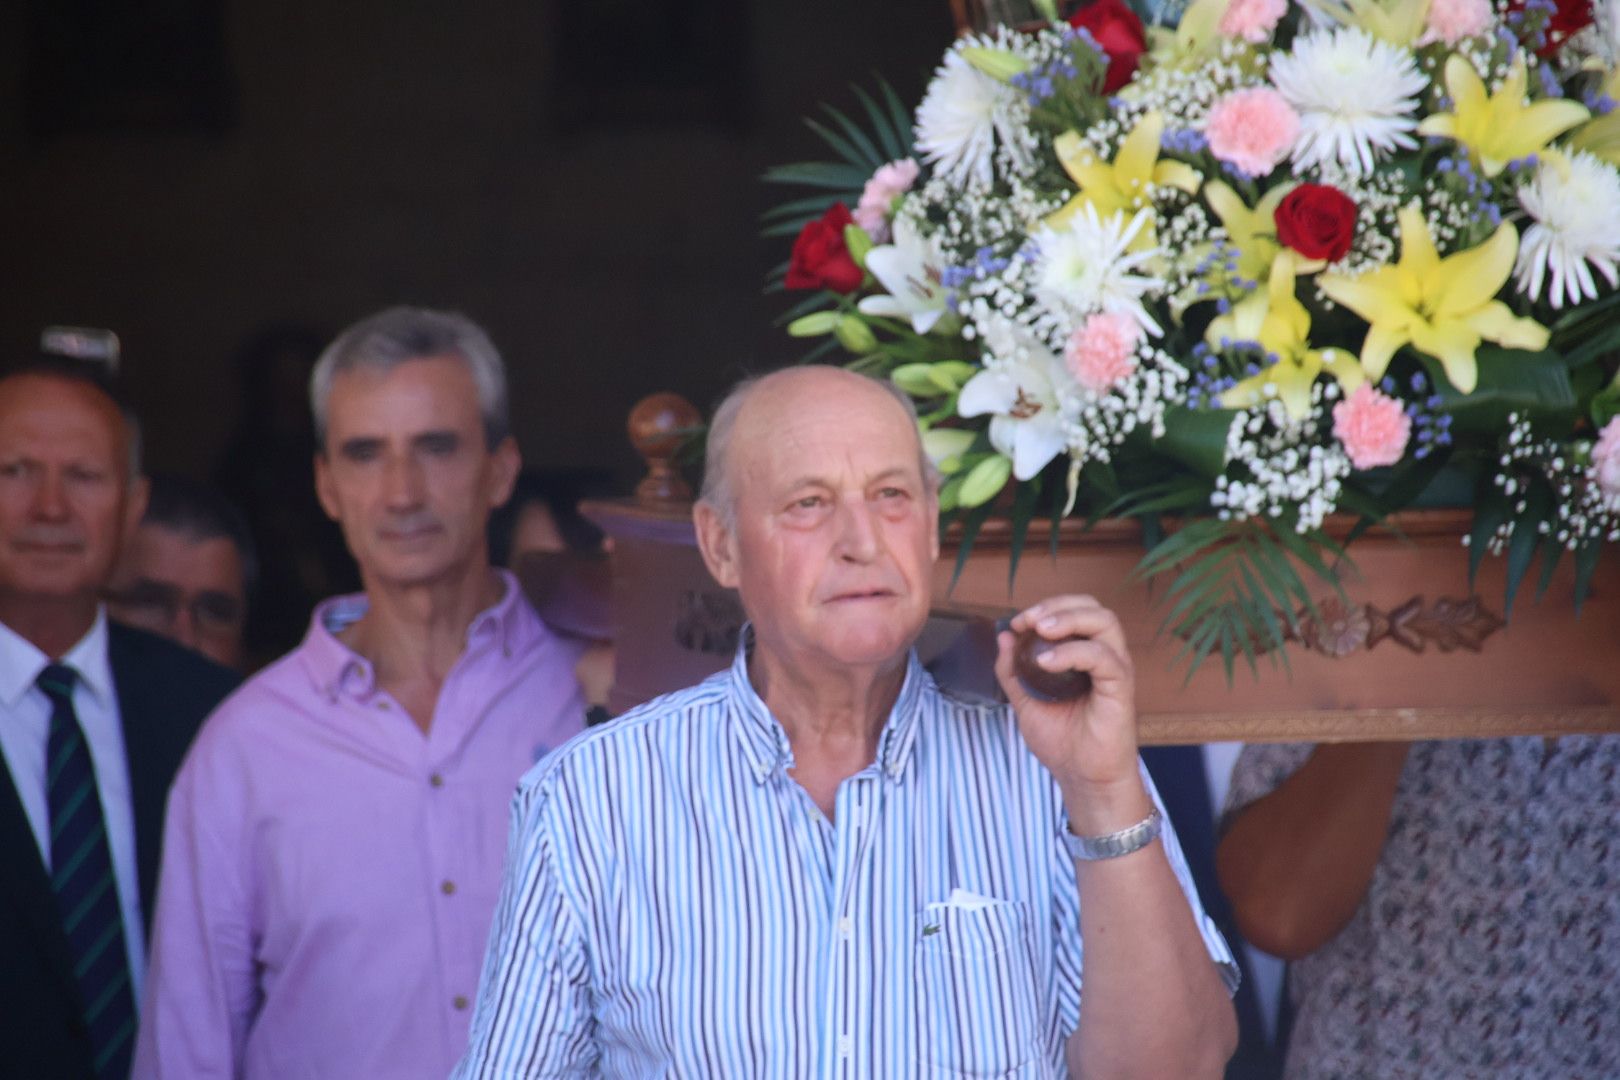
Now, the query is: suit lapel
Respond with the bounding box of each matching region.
[0,742,80,994]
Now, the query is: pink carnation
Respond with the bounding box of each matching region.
[1204,88,1299,178]
[1065,312,1141,393]
[1218,0,1287,42]
[853,158,919,243]
[1593,417,1620,497]
[1417,0,1493,45]
[1332,384,1412,470]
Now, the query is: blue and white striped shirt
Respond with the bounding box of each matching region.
[457,636,1236,1078]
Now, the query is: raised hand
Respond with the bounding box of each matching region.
[992,595,1147,831]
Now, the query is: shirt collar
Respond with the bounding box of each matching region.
[300,569,532,702]
[0,607,115,709]
[727,624,928,785]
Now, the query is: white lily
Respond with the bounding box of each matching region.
[956,319,1072,481]
[858,217,949,334]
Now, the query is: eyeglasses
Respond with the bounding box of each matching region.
[104,580,244,636]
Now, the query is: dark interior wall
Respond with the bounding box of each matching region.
[0,0,951,488]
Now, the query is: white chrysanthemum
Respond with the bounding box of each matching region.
[915,45,1024,189]
[1270,27,1426,175]
[1034,205,1166,338]
[1596,0,1620,67]
[1515,151,1620,308]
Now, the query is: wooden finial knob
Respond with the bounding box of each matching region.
[628,392,701,504]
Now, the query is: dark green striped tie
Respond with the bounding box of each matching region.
[39,663,136,1080]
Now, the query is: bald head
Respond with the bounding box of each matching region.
[699,367,936,530]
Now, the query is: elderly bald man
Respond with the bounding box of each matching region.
[458,366,1239,1079]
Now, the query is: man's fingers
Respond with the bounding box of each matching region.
[1030,636,1132,687]
[1013,597,1127,657]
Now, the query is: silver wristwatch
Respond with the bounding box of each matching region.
[1063,806,1163,861]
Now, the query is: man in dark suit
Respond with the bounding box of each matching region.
[0,356,239,1080]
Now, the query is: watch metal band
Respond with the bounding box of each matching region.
[1063,806,1163,861]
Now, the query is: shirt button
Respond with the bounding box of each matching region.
[838,917,852,939]
[429,773,444,788]
[453,995,469,1011]
[441,880,457,896]
[838,1035,852,1057]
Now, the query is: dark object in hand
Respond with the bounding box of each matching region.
[1012,628,1093,702]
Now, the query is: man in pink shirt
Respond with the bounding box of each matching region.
[132,308,587,1079]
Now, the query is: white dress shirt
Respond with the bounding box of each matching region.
[0,609,147,1005]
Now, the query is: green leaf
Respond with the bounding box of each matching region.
[761,193,842,223]
[1436,347,1577,433]
[1154,407,1235,478]
[851,82,912,161]
[818,104,884,169]
[957,455,1013,508]
[1502,479,1555,617]
[760,161,870,190]
[877,80,914,146]
[947,500,999,595]
[1006,478,1042,593]
[762,218,823,239]
[1467,482,1511,587]
[1534,531,1564,603]
[1590,374,1620,429]
[802,116,874,171]
[1105,480,1212,518]
[1270,526,1349,601]
[1573,538,1604,615]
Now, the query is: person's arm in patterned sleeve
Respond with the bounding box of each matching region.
[1214,743,1412,960]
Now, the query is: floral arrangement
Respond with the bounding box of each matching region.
[766,0,1620,674]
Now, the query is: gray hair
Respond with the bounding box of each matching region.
[698,368,939,531]
[309,307,509,450]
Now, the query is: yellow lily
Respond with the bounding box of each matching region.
[1569,70,1620,166]
[1417,53,1589,177]
[1153,0,1228,68]
[1316,205,1549,393]
[1214,252,1366,419]
[1047,112,1202,243]
[1302,0,1430,45]
[1202,180,1302,285]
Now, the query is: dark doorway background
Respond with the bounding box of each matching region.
[0,0,949,489]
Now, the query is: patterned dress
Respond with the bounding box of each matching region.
[1226,737,1620,1080]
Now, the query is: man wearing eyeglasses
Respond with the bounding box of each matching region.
[105,474,254,670]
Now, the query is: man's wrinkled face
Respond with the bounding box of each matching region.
[315,355,518,591]
[699,369,939,675]
[106,523,247,668]
[0,375,144,607]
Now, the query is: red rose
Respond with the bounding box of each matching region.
[1508,0,1592,54]
[1546,0,1594,50]
[785,203,863,293]
[1274,184,1358,263]
[1068,0,1147,94]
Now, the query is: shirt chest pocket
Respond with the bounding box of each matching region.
[912,897,1053,1078]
